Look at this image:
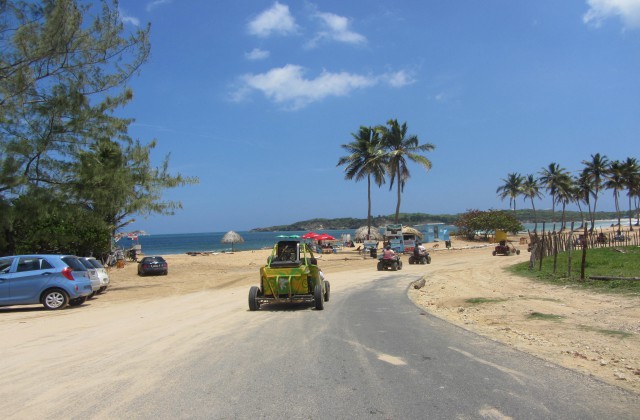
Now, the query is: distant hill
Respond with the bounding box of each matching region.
[250,210,621,231]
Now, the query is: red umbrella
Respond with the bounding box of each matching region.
[302,232,319,239]
[315,233,335,241]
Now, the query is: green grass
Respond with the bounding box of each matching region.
[527,312,564,321]
[508,246,640,295]
[578,325,632,338]
[465,297,507,305]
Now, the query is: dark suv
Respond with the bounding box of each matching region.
[137,256,168,276]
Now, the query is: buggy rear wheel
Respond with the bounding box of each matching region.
[377,261,383,271]
[314,284,324,310]
[427,255,432,264]
[324,280,330,302]
[391,261,398,271]
[408,256,415,264]
[248,286,261,311]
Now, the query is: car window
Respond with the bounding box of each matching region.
[17,257,44,272]
[0,258,14,274]
[61,256,87,271]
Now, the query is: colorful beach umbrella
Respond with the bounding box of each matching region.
[315,233,335,241]
[302,232,319,239]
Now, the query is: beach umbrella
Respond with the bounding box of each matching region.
[221,230,244,252]
[315,233,336,241]
[354,226,383,241]
[302,231,319,239]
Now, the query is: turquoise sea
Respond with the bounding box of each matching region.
[117,219,628,256]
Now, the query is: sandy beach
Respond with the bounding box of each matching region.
[86,233,640,395]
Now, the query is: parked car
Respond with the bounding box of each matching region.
[84,257,110,294]
[137,256,168,276]
[78,257,102,298]
[0,255,93,309]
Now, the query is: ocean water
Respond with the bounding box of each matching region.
[117,220,628,256]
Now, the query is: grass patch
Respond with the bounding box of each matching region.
[528,312,564,321]
[578,325,632,338]
[508,246,640,296]
[465,297,506,305]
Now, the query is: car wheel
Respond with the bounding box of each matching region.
[377,262,383,271]
[88,291,96,299]
[97,287,106,294]
[69,296,87,307]
[248,286,260,311]
[42,289,69,310]
[314,283,324,310]
[324,280,330,302]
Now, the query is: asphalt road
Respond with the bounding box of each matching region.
[2,268,640,419]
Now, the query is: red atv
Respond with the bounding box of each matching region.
[492,240,520,256]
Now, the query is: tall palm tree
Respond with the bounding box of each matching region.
[520,174,543,232]
[538,162,571,228]
[337,126,387,237]
[581,153,609,231]
[621,157,640,231]
[555,175,576,231]
[377,119,435,223]
[604,160,625,231]
[496,173,523,215]
[576,170,594,229]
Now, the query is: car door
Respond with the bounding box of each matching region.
[0,257,17,304]
[4,256,56,304]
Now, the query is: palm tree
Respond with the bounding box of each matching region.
[520,174,543,232]
[575,170,594,229]
[555,175,576,231]
[337,126,387,237]
[377,119,435,223]
[621,157,640,231]
[604,160,625,232]
[496,173,523,215]
[581,153,609,231]
[538,162,571,229]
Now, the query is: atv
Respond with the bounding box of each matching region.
[492,240,520,256]
[248,240,329,311]
[408,253,431,264]
[377,255,403,271]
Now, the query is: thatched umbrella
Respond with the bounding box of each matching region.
[402,226,424,240]
[354,226,384,241]
[221,230,244,252]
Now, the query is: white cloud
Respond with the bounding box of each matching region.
[119,9,140,26]
[308,11,367,47]
[245,48,270,60]
[384,70,415,88]
[234,64,409,109]
[583,0,640,29]
[248,2,298,37]
[147,0,173,12]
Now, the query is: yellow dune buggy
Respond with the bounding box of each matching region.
[248,240,329,311]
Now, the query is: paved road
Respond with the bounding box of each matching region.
[2,268,639,419]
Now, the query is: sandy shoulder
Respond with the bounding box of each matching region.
[58,240,640,394]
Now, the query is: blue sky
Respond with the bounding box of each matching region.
[116,0,640,234]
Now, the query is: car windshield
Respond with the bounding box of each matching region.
[88,259,105,269]
[78,258,96,270]
[142,257,165,263]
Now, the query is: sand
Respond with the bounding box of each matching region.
[5,235,639,396]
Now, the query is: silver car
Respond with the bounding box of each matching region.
[78,257,101,297]
[85,257,110,293]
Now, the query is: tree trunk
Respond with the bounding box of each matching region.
[394,166,401,223]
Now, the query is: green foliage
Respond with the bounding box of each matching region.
[0,1,198,255]
[527,312,564,321]
[465,298,506,304]
[508,246,640,295]
[454,209,523,239]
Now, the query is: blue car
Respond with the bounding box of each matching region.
[0,255,94,310]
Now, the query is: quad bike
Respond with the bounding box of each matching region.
[248,240,329,311]
[408,252,431,264]
[377,255,403,271]
[492,240,520,256]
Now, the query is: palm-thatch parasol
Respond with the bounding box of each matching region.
[354,226,384,241]
[221,230,244,252]
[402,226,424,240]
